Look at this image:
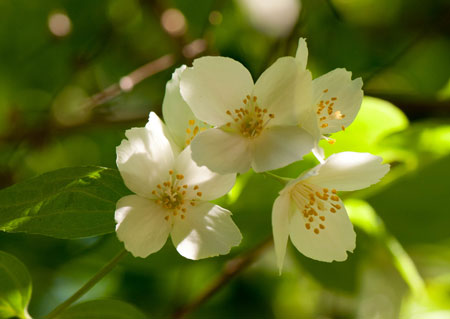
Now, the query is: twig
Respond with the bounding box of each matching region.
[81,54,175,111]
[45,249,128,319]
[172,237,273,319]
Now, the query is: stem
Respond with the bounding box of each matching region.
[324,0,342,21]
[382,232,426,296]
[45,248,128,319]
[173,237,273,319]
[262,172,291,185]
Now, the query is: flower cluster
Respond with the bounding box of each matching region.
[114,38,389,271]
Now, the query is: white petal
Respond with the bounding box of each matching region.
[180,56,254,127]
[115,195,171,258]
[170,202,242,260]
[306,152,390,191]
[162,66,210,149]
[272,193,292,273]
[190,128,252,174]
[295,37,308,69]
[298,105,321,143]
[253,57,312,125]
[312,68,363,134]
[174,146,236,200]
[289,200,356,262]
[116,113,174,197]
[312,144,325,163]
[251,126,314,172]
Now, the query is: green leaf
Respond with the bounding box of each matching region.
[321,96,409,156]
[0,251,32,319]
[54,299,147,319]
[0,166,130,239]
[368,154,450,245]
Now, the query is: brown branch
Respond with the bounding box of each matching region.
[172,237,273,319]
[81,54,176,111]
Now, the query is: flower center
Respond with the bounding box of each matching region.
[185,119,207,146]
[317,89,346,132]
[290,181,341,235]
[224,95,275,138]
[151,169,202,221]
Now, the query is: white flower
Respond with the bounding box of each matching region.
[162,65,210,150]
[180,56,314,174]
[272,152,389,272]
[295,38,364,161]
[115,112,242,260]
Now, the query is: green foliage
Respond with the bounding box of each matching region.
[0,0,449,318]
[54,299,147,319]
[0,251,32,319]
[0,167,129,239]
[369,154,450,245]
[321,96,409,157]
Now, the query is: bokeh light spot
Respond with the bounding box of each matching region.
[48,12,72,37]
[209,11,223,25]
[161,8,186,36]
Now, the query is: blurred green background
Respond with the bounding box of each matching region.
[0,0,449,318]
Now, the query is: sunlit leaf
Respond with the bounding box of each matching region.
[321,96,409,156]
[368,154,450,245]
[0,251,32,319]
[54,299,147,319]
[0,166,130,239]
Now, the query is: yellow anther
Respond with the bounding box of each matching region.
[331,97,337,101]
[319,224,325,229]
[189,119,195,125]
[323,89,329,93]
[186,128,191,134]
[332,189,337,194]
[164,216,169,221]
[330,207,336,213]
[342,125,345,131]
[197,192,202,197]
[193,185,199,190]
[193,126,199,135]
[319,216,325,221]
[181,215,185,219]
[305,223,311,229]
[186,139,191,145]
[321,123,328,128]
[323,188,329,193]
[314,228,320,234]
[331,195,339,201]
